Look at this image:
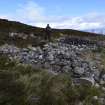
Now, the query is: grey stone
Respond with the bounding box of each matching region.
[93,96,98,100]
[101,87,105,91]
[102,74,105,81]
[100,80,105,85]
[78,76,95,86]
[98,98,105,105]
[95,83,100,88]
[74,67,85,75]
[0,36,101,87]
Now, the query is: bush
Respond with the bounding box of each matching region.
[0,70,27,105]
[0,55,16,70]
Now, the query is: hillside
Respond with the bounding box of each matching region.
[1,19,105,105]
[0,19,105,47]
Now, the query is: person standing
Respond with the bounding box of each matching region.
[45,24,52,41]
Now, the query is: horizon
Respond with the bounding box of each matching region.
[0,0,105,30]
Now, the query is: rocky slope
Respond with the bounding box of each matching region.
[0,35,105,104]
[0,36,105,86]
[1,19,105,104]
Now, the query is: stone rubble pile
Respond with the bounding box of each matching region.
[0,36,104,86]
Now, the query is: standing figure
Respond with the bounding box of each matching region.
[45,24,52,41]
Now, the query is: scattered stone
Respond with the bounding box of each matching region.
[101,87,105,91]
[95,83,100,88]
[0,36,103,86]
[93,96,98,100]
[74,67,85,75]
[78,76,95,86]
[100,80,105,85]
[98,98,105,105]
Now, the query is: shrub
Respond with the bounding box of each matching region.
[0,70,27,105]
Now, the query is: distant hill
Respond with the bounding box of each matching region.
[84,28,105,34]
[0,18,105,47]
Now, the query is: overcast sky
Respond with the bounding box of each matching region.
[0,0,105,30]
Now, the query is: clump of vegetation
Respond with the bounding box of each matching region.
[0,55,103,105]
[0,70,27,105]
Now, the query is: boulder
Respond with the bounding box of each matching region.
[74,67,85,75]
[78,76,95,86]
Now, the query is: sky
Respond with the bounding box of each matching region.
[0,0,105,30]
